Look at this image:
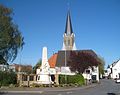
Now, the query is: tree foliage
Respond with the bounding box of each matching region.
[0,71,17,86]
[33,59,42,74]
[0,4,24,62]
[0,55,8,65]
[68,51,101,74]
[98,56,105,75]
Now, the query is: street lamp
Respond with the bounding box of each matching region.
[65,50,67,84]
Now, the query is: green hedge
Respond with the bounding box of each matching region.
[0,71,17,86]
[59,74,85,85]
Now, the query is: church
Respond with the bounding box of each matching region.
[35,10,100,85]
[16,10,100,86]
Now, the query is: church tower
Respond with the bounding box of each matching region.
[62,11,76,50]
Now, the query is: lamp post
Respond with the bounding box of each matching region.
[65,50,67,84]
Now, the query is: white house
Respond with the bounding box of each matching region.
[82,66,99,82]
[107,59,120,79]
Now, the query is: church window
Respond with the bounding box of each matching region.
[68,39,70,45]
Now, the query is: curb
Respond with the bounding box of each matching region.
[0,91,43,94]
[0,84,98,93]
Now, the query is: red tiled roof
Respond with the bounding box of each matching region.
[48,53,58,68]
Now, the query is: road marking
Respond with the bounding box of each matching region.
[66,91,73,94]
[58,93,62,95]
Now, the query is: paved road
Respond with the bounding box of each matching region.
[42,79,120,95]
[0,79,120,95]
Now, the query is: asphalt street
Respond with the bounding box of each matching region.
[41,79,120,95]
[0,79,120,95]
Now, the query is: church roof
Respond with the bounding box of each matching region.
[48,53,58,68]
[56,50,98,67]
[65,11,73,35]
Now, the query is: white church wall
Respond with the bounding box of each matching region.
[56,66,75,75]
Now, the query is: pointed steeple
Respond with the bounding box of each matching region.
[62,10,76,50]
[65,11,73,35]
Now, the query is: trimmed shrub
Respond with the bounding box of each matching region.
[59,74,85,86]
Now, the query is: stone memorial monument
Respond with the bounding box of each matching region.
[37,47,51,84]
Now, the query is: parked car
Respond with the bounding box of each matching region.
[115,78,120,83]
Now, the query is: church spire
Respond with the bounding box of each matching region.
[65,11,73,35]
[62,10,76,50]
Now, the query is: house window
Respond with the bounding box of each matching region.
[104,70,107,73]
[36,75,38,81]
[119,73,120,79]
[111,68,112,73]
[93,68,97,72]
[22,75,27,81]
[29,76,34,81]
[86,70,90,74]
[38,76,40,80]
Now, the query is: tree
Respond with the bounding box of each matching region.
[0,71,17,86]
[0,55,8,65]
[68,51,101,74]
[98,56,105,76]
[0,4,24,62]
[33,59,42,74]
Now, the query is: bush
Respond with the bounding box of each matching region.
[30,83,40,87]
[0,71,17,86]
[59,74,85,86]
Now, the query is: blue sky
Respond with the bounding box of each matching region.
[0,0,120,68]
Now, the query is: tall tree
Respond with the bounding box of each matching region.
[0,4,24,62]
[68,51,101,74]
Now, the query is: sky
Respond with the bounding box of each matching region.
[0,0,120,68]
